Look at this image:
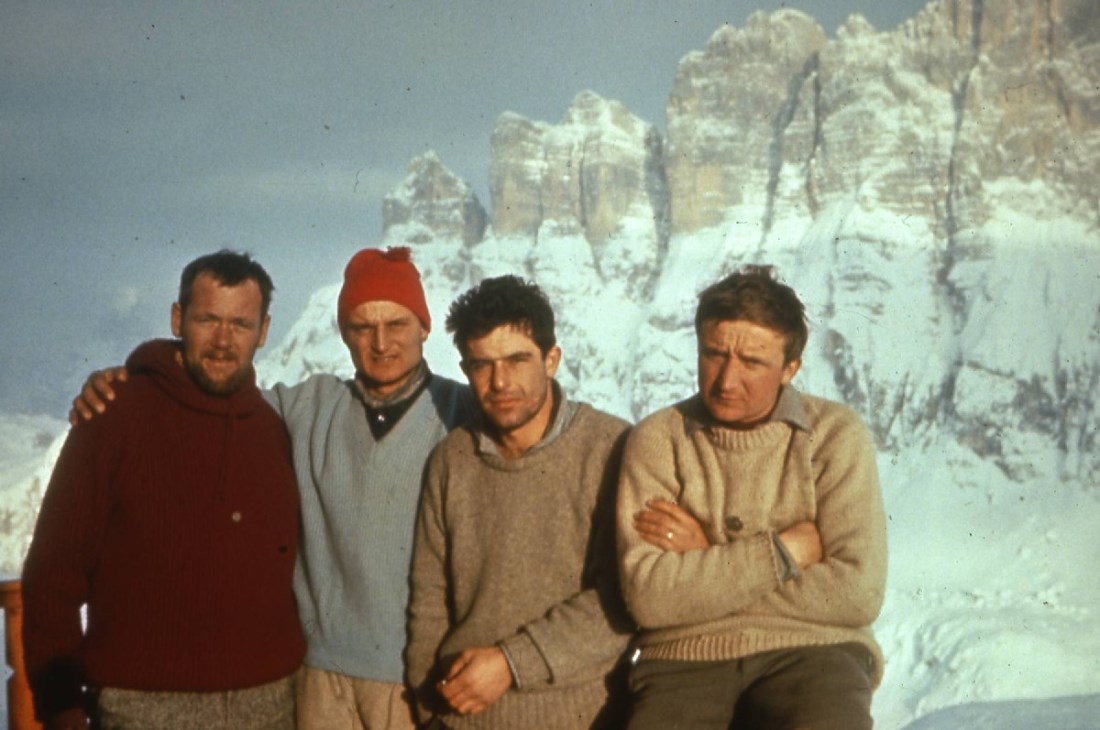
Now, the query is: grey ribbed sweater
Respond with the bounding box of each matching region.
[266,372,472,682]
[616,387,888,685]
[407,400,633,729]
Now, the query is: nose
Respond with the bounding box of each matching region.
[716,357,741,392]
[372,326,388,352]
[212,321,232,347]
[490,361,509,392]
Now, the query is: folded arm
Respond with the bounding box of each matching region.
[617,424,791,629]
[759,417,887,626]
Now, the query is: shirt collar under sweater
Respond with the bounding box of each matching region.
[683,385,810,439]
[354,360,433,438]
[473,380,578,459]
[354,359,431,408]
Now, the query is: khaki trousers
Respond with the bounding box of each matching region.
[95,675,295,730]
[296,665,417,730]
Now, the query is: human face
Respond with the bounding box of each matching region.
[697,318,801,427]
[461,324,561,455]
[171,273,270,396]
[342,300,428,398]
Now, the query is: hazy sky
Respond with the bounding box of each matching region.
[1,0,932,416]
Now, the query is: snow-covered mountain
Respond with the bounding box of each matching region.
[2,1,1097,726]
[263,0,1100,483]
[0,414,66,577]
[257,2,1100,726]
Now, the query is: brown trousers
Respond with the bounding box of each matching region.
[626,643,875,730]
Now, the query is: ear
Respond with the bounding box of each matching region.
[171,302,183,338]
[544,345,562,379]
[781,358,801,386]
[256,314,271,348]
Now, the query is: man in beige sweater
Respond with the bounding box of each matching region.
[617,266,887,730]
[406,275,633,729]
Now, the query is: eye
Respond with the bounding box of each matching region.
[464,360,491,374]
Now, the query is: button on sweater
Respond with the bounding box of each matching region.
[22,339,305,721]
[617,387,887,686]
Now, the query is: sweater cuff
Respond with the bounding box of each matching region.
[497,642,523,689]
[30,657,85,722]
[498,631,551,687]
[770,531,801,582]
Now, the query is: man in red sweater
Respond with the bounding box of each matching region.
[22,251,305,730]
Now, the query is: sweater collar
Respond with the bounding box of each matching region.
[354,359,431,409]
[684,385,809,435]
[473,380,578,459]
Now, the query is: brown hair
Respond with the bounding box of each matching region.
[695,265,807,362]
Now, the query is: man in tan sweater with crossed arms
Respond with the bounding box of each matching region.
[617,266,887,730]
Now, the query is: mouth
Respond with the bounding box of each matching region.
[203,352,238,371]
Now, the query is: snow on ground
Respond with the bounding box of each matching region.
[872,438,1100,727]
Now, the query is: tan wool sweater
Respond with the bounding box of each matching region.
[407,399,634,729]
[616,387,888,685]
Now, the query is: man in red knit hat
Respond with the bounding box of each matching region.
[275,246,471,729]
[69,246,473,730]
[24,250,305,730]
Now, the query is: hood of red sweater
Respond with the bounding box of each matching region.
[124,338,268,417]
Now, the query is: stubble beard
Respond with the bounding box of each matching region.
[187,351,249,396]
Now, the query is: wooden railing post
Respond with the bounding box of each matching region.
[1,579,42,730]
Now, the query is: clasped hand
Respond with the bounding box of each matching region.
[436,646,513,716]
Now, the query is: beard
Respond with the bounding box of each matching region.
[185,350,250,396]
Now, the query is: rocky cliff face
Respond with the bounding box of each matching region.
[382,151,487,248]
[263,0,1099,483]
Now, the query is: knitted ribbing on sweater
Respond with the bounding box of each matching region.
[617,387,887,686]
[23,339,304,721]
[407,400,633,729]
[266,372,472,682]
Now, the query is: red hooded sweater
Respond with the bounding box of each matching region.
[22,339,305,721]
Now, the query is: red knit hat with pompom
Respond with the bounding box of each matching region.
[337,247,431,331]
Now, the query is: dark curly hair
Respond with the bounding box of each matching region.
[446,275,556,358]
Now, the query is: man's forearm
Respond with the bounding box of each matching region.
[768,413,888,626]
[620,529,788,628]
[498,584,630,687]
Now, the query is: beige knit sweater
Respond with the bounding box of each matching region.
[616,387,887,685]
[407,400,633,729]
